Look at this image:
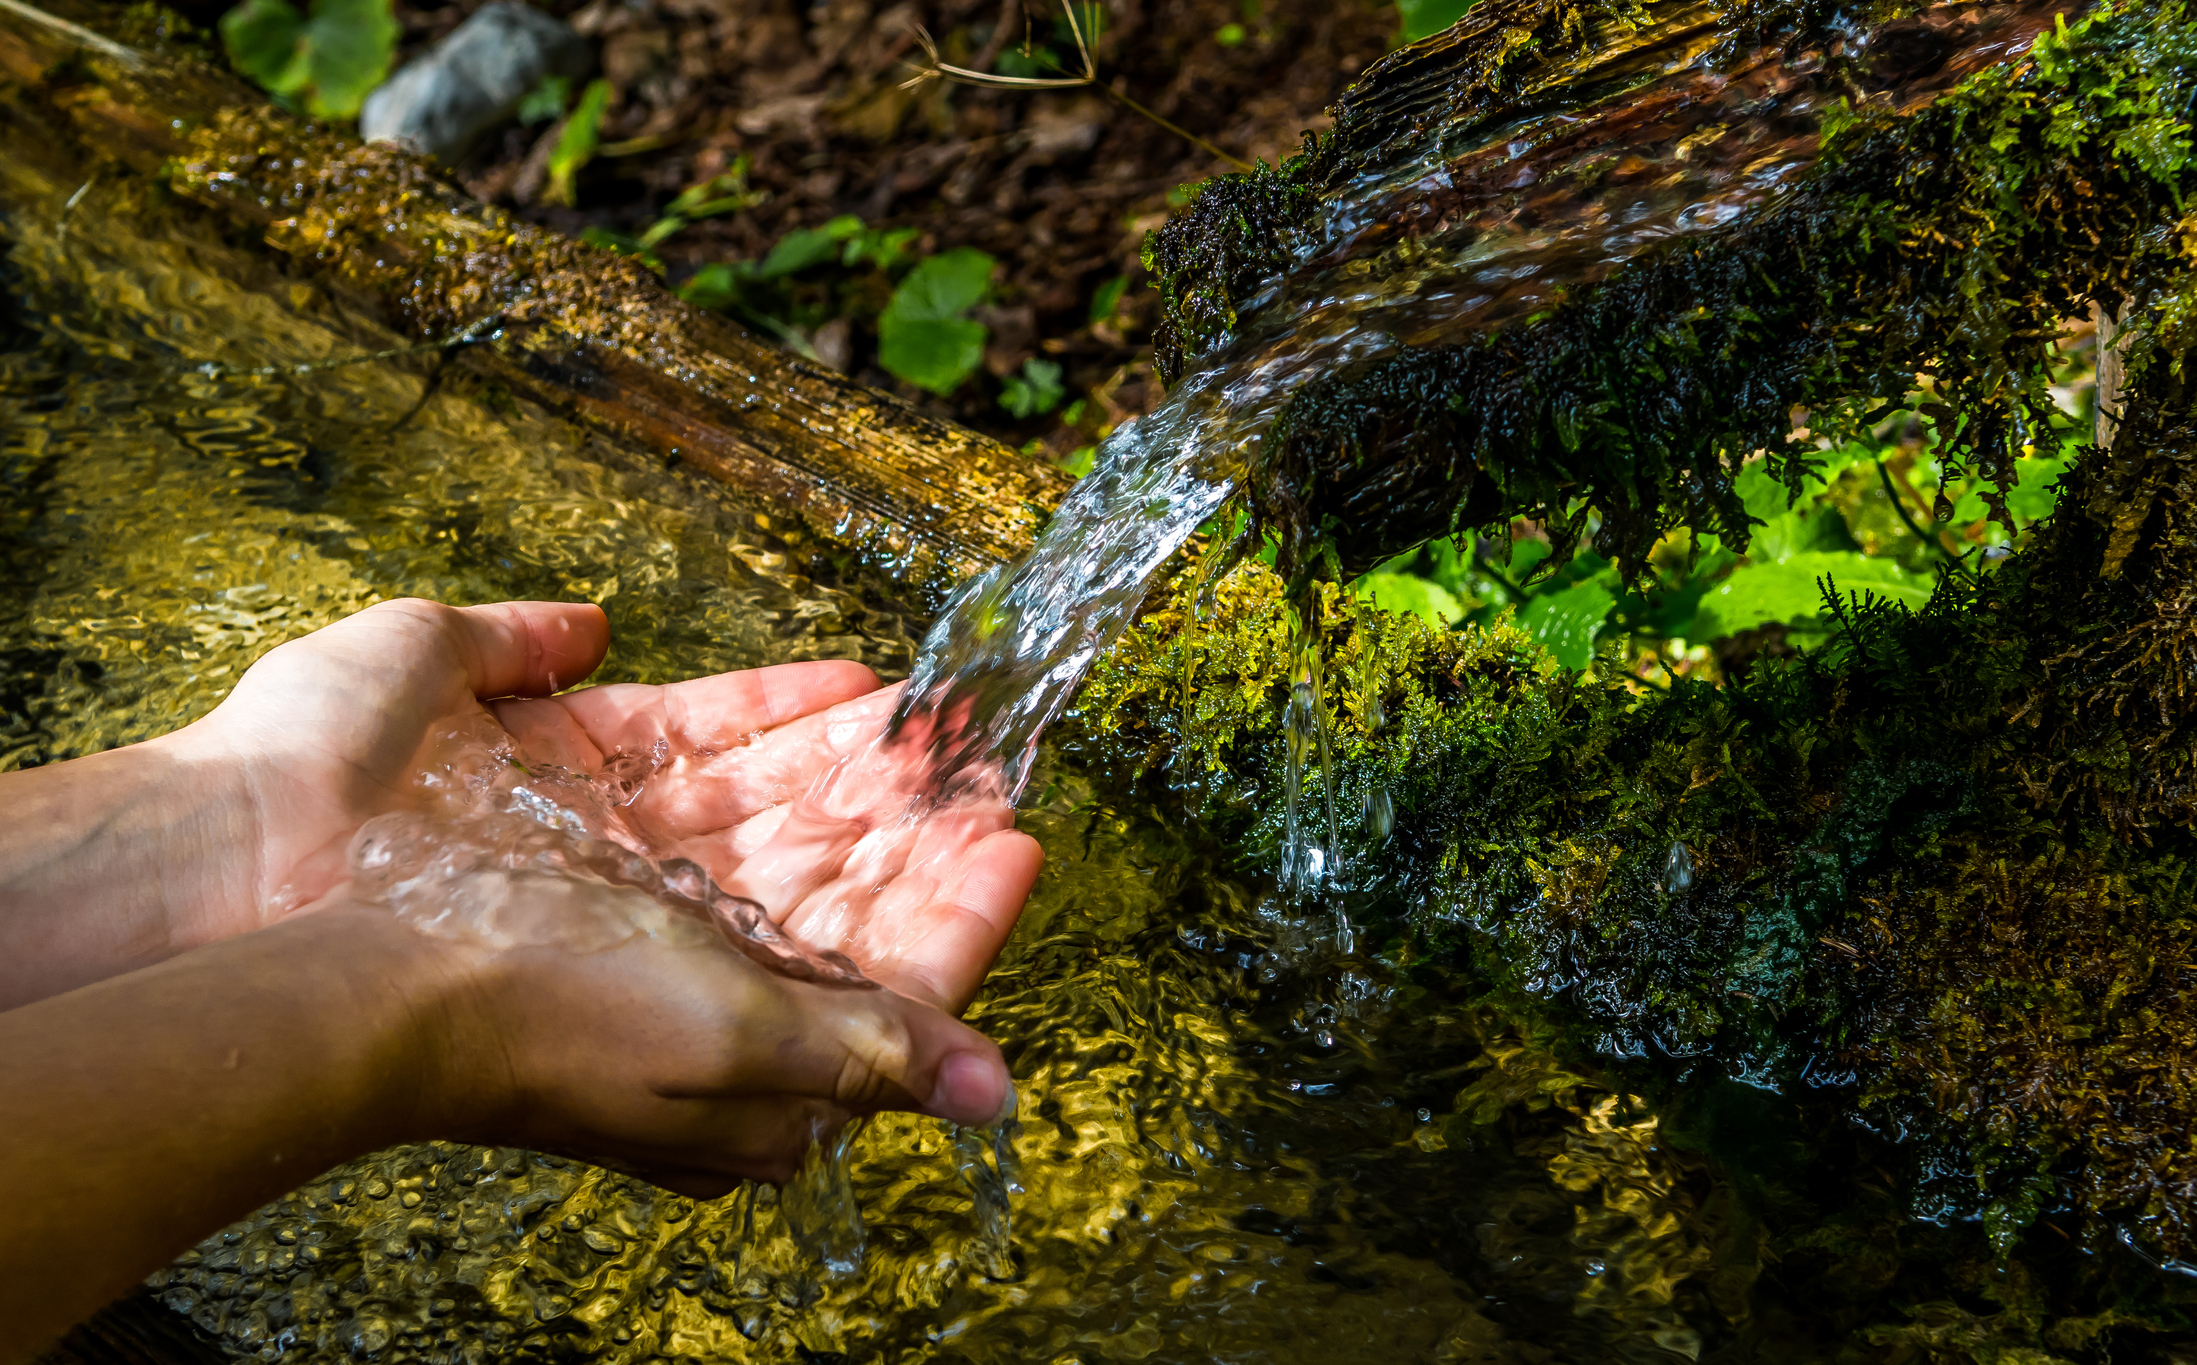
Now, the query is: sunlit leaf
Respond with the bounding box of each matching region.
[1518,577,1616,670]
[760,216,865,278]
[544,78,612,208]
[1356,572,1465,627]
[1692,551,1935,641]
[878,249,997,394]
[221,0,396,117]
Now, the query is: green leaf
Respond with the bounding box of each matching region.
[999,358,1066,419]
[544,78,612,208]
[759,216,865,279]
[221,0,396,117]
[885,248,997,321]
[1089,275,1129,325]
[879,318,988,395]
[1397,0,1474,43]
[1516,577,1616,670]
[844,225,920,271]
[220,0,304,90]
[1997,451,2072,525]
[1356,572,1465,627]
[675,262,753,312]
[299,0,398,115]
[517,73,570,125]
[1692,551,1934,641]
[878,249,997,394]
[1750,505,1861,559]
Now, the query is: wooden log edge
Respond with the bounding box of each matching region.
[0,0,1074,598]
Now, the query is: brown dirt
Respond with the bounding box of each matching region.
[392,0,1398,452]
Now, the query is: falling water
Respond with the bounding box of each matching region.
[856,0,2076,889]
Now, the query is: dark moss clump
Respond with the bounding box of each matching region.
[1078,352,2197,1281]
[1250,0,2197,584]
[1141,0,1870,387]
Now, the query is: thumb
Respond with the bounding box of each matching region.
[758,976,1017,1129]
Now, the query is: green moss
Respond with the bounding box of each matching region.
[1147,0,2197,586]
[1140,0,1880,388]
[1078,370,2197,1279]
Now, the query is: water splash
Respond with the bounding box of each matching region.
[865,0,2074,895]
[779,1122,868,1277]
[348,716,873,986]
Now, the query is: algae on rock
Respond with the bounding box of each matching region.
[1087,0,2197,1336]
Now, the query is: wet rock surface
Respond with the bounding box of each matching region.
[362,1,590,162]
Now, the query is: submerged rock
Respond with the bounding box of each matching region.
[360,2,591,164]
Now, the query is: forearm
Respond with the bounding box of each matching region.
[0,729,255,1010]
[0,906,476,1357]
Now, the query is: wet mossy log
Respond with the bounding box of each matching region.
[0,0,1069,593]
[1090,0,2197,1289]
[1148,0,2181,583]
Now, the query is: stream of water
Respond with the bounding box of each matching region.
[0,0,2119,1358]
[879,0,2078,888]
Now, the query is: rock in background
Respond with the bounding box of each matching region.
[362,2,591,163]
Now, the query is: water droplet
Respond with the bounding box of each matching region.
[1363,787,1394,840]
[1932,489,1955,522]
[1661,840,1694,893]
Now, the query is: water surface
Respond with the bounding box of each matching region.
[5,243,1791,1365]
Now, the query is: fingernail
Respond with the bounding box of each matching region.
[932,1051,1014,1128]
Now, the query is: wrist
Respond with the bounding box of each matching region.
[302,904,516,1145]
[0,728,258,1009]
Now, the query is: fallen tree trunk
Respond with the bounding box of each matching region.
[0,0,1071,596]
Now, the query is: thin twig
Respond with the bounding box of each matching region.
[1098,83,1252,174]
[0,0,144,67]
[1876,459,1979,582]
[902,0,1254,172]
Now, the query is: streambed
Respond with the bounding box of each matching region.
[0,247,1783,1364]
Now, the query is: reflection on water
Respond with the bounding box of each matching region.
[5,258,1774,1362]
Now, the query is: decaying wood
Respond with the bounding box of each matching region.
[0,0,1072,593]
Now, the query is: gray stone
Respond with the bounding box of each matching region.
[360,2,592,164]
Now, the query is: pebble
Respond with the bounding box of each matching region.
[360,2,592,164]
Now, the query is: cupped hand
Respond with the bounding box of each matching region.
[423,886,1018,1195]
[494,677,1045,1012]
[185,596,1043,1013]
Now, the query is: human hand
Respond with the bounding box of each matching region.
[492,679,1044,1011]
[210,595,1043,1015]
[414,885,1018,1193]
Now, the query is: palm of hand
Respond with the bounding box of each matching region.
[203,599,1039,1011]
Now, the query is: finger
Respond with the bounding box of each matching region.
[693,973,1014,1129]
[442,601,610,699]
[877,830,1044,1013]
[552,661,882,759]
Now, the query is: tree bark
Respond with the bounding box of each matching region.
[0,0,1071,596]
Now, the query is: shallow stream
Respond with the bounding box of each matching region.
[4,228,1835,1364]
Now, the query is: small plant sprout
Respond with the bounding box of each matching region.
[901,0,1253,172]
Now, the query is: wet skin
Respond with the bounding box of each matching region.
[0,599,1042,1358]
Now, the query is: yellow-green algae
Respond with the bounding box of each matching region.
[1078,365,2197,1342]
[1153,0,2197,586]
